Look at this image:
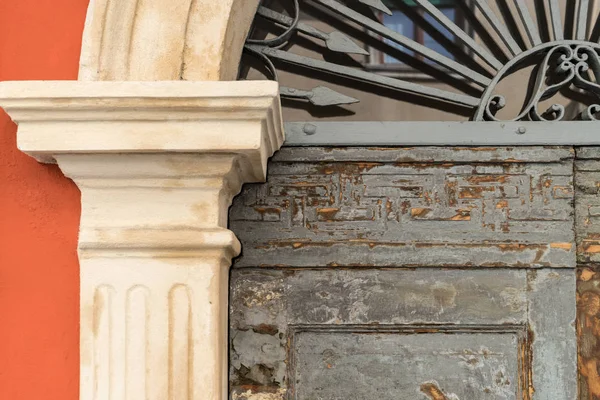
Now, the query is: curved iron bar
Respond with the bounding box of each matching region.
[242,46,279,81]
[247,0,300,48]
[475,41,600,121]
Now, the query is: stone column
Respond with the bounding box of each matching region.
[0,80,284,400]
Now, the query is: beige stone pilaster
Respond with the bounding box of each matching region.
[0,80,284,400]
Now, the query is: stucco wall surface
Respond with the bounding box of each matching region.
[0,1,87,398]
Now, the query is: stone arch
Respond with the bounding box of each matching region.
[78,0,261,81]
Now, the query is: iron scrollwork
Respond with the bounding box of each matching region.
[478,43,600,122]
[244,0,600,122]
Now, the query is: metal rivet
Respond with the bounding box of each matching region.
[516,126,526,134]
[303,123,317,135]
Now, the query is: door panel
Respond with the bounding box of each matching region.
[293,329,521,400]
[229,147,577,400]
[229,268,576,399]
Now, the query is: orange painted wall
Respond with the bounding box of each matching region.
[0,1,88,398]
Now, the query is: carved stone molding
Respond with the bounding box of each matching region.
[79,0,260,81]
[0,80,284,400]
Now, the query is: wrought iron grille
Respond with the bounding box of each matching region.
[241,0,600,121]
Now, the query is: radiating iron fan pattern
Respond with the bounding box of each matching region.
[242,0,600,121]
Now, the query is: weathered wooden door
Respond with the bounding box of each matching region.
[228,146,577,399]
[227,0,600,397]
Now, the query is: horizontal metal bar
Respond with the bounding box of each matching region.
[284,121,600,146]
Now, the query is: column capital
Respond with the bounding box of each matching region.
[0,80,283,256]
[0,80,283,178]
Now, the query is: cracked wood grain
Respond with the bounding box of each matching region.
[228,146,579,400]
[231,147,575,268]
[420,382,453,400]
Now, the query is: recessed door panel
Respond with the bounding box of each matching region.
[293,329,522,400]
